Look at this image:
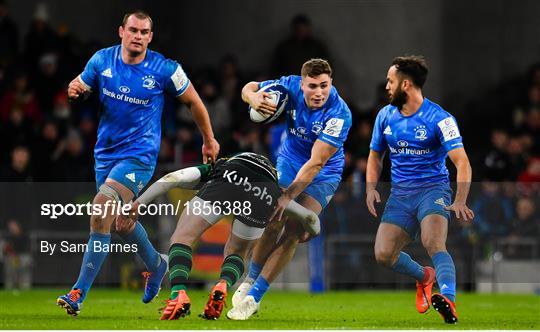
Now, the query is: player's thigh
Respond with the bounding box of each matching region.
[380,192,419,239]
[171,197,220,245]
[416,185,451,227]
[420,214,449,255]
[417,186,451,253]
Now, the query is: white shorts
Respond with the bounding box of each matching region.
[189,196,265,240]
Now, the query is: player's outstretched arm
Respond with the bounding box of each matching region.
[241,81,276,116]
[136,166,208,205]
[366,149,385,218]
[178,84,220,163]
[270,140,337,222]
[117,165,210,231]
[445,147,475,221]
[284,200,320,236]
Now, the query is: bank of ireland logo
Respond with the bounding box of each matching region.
[142,75,156,89]
[414,125,427,141]
[298,127,307,135]
[397,140,408,147]
[119,86,130,94]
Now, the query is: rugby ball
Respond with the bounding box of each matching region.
[249,83,289,124]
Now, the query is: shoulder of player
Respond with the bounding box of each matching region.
[374,104,395,119]
[90,45,119,65]
[326,95,352,120]
[145,50,186,80]
[279,75,301,90]
[424,98,457,123]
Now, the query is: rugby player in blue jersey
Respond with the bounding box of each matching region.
[56,10,219,316]
[366,55,474,324]
[228,59,352,320]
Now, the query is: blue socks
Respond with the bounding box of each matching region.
[119,221,161,272]
[247,261,263,280]
[432,251,456,302]
[247,276,270,303]
[391,251,425,281]
[73,232,111,300]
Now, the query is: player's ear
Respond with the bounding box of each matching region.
[401,79,409,90]
[119,25,124,39]
[148,31,153,44]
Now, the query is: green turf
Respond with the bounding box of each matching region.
[0,288,538,329]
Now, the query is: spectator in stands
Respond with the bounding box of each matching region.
[0,146,33,182]
[199,77,231,140]
[34,53,64,115]
[219,54,244,111]
[1,108,35,161]
[56,128,92,181]
[510,197,539,238]
[0,0,18,67]
[0,71,41,124]
[517,157,540,195]
[33,120,63,180]
[23,4,58,74]
[175,127,201,166]
[234,125,267,156]
[271,14,331,77]
[506,137,528,180]
[2,219,32,290]
[482,129,511,181]
[513,84,540,131]
[504,197,540,258]
[468,181,514,240]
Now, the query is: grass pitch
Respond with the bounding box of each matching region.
[0,288,538,329]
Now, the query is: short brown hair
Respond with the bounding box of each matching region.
[122,10,153,30]
[301,58,332,78]
[392,55,428,88]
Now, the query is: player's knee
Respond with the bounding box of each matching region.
[374,247,397,267]
[90,214,111,233]
[421,237,446,257]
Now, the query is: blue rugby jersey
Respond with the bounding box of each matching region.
[260,75,352,182]
[370,98,464,191]
[80,45,190,166]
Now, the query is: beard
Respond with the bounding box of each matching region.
[388,86,408,110]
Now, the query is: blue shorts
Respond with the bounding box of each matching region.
[276,157,339,209]
[381,184,452,239]
[95,158,155,197]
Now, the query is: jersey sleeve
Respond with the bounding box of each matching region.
[259,75,297,91]
[369,109,387,152]
[79,51,102,90]
[163,60,190,97]
[317,104,352,148]
[435,115,464,152]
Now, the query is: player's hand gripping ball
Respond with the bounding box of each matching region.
[249,83,289,124]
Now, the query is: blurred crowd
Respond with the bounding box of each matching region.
[0,2,538,284]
